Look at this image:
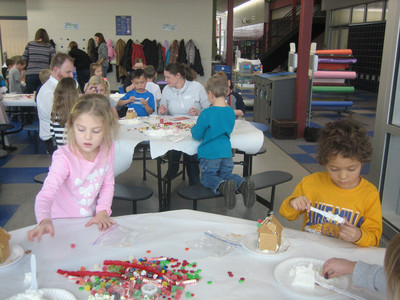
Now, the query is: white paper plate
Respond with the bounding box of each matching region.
[118,118,142,125]
[274,257,350,298]
[143,129,174,137]
[0,244,24,269]
[41,288,76,300]
[240,233,290,256]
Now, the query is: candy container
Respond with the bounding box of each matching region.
[141,283,160,300]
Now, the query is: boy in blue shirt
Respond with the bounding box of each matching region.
[117,69,155,117]
[191,74,256,209]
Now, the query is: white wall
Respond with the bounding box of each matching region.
[24,0,213,85]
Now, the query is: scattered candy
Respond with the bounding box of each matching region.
[146,250,151,253]
[185,247,190,251]
[71,243,76,249]
[207,281,212,285]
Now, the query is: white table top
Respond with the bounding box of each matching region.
[114,116,264,177]
[1,210,385,299]
[1,94,37,107]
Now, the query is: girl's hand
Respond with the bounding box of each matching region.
[158,104,167,115]
[322,258,356,279]
[289,196,311,211]
[189,107,198,116]
[85,211,116,231]
[27,219,54,242]
[339,218,362,242]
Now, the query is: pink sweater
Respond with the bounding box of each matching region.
[35,143,115,224]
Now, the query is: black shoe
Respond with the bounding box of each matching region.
[3,145,17,151]
[219,179,237,209]
[239,178,256,208]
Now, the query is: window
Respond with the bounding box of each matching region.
[331,8,350,26]
[352,5,365,24]
[367,1,384,22]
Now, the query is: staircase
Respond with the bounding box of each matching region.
[257,4,325,72]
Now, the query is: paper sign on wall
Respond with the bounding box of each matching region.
[116,16,132,35]
[162,24,177,31]
[64,23,79,30]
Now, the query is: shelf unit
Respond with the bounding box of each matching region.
[232,71,255,107]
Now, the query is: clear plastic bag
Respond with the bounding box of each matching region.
[91,224,139,247]
[186,230,242,257]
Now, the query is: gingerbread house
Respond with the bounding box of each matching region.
[257,215,283,251]
[0,227,11,263]
[125,108,137,119]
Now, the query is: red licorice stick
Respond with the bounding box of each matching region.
[57,269,122,278]
[103,260,165,278]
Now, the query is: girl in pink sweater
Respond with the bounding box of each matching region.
[28,94,119,242]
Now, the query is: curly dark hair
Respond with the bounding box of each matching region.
[316,117,372,165]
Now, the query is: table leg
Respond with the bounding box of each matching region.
[156,157,164,212]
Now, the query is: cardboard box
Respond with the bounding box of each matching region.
[272,119,298,139]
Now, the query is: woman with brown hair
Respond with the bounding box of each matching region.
[94,33,109,78]
[22,28,56,93]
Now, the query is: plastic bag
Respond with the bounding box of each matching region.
[91,224,139,247]
[186,230,242,257]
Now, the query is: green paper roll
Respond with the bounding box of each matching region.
[312,86,355,93]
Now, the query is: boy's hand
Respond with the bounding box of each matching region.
[140,98,148,106]
[27,219,54,242]
[85,210,116,231]
[339,218,362,242]
[129,96,136,103]
[289,196,311,211]
[322,258,356,279]
[159,104,167,115]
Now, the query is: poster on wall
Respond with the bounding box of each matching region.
[116,16,131,35]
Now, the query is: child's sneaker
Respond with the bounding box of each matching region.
[239,178,256,208]
[219,179,237,209]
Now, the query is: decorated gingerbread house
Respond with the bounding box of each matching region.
[257,215,283,251]
[0,227,11,263]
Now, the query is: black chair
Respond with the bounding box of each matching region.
[0,123,15,150]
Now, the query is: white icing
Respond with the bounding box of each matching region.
[7,288,45,300]
[289,263,316,289]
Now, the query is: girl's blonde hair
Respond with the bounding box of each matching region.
[84,75,110,96]
[67,94,119,153]
[384,233,400,299]
[51,77,80,127]
[90,62,102,77]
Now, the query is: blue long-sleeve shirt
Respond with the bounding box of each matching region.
[191,106,235,159]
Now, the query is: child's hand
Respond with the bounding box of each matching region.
[189,107,198,116]
[289,196,311,211]
[339,218,362,242]
[27,219,54,242]
[159,104,167,115]
[85,210,116,231]
[140,98,148,105]
[322,258,356,279]
[129,96,136,103]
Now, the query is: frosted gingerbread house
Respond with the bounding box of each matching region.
[257,215,283,251]
[0,227,11,263]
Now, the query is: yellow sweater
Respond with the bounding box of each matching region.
[279,172,382,247]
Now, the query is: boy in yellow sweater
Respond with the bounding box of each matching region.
[279,118,382,247]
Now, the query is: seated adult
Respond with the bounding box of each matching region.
[159,63,209,185]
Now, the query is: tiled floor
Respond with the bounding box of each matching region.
[0,90,385,246]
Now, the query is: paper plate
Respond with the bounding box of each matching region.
[0,244,24,269]
[118,119,142,125]
[274,257,350,298]
[240,233,290,256]
[143,129,174,137]
[40,288,76,300]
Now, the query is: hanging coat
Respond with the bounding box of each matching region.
[115,39,127,80]
[178,39,187,64]
[169,40,179,64]
[141,39,158,69]
[157,43,165,73]
[131,43,147,68]
[193,46,204,76]
[121,39,133,72]
[185,39,196,66]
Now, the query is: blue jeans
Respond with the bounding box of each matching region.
[102,65,108,78]
[200,158,244,194]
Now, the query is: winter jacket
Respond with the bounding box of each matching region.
[107,40,116,61]
[178,39,188,64]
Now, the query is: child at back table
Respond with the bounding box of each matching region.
[27,94,119,242]
[279,117,382,247]
[144,65,161,113]
[117,68,155,118]
[191,74,256,209]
